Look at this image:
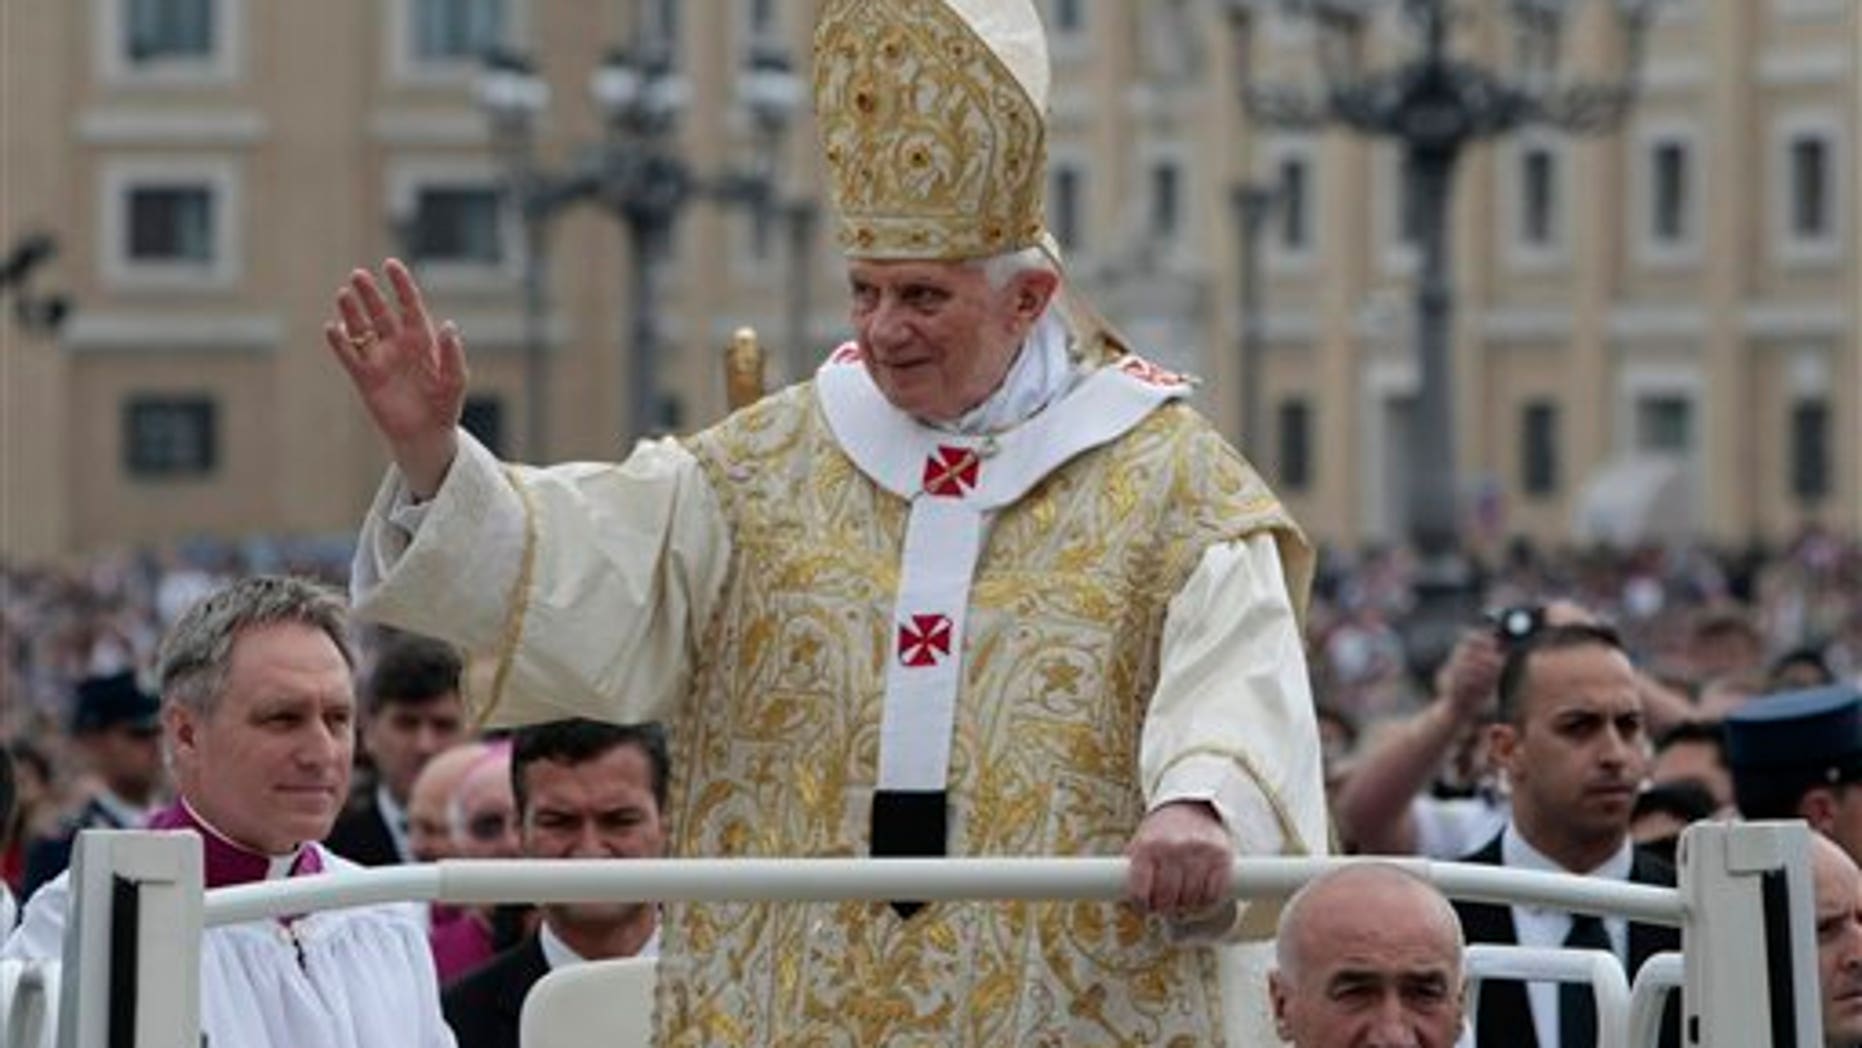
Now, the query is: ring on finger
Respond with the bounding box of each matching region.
[345,329,377,350]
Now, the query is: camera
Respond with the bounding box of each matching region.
[1488,605,1545,648]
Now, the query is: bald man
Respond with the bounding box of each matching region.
[406,741,489,864]
[1270,864,1467,1048]
[1812,834,1862,1047]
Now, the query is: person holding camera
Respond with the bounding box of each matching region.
[1332,604,1581,859]
[1452,622,1679,1048]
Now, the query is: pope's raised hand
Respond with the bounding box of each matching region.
[324,259,466,499]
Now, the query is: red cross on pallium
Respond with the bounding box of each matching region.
[897,613,953,668]
[1116,356,1185,387]
[922,445,980,498]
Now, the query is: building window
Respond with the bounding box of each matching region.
[102,159,240,287]
[1788,134,1831,240]
[647,0,679,45]
[412,0,506,61]
[125,0,214,62]
[124,396,217,478]
[1518,146,1557,248]
[461,395,506,459]
[1651,139,1691,245]
[1791,400,1830,501]
[1521,401,1559,497]
[1277,398,1313,492]
[744,0,777,37]
[1051,0,1085,33]
[127,186,214,263]
[1636,395,1693,455]
[408,185,505,265]
[1050,164,1084,253]
[1149,160,1182,242]
[1277,155,1309,252]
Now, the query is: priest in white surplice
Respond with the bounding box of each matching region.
[323,2,1328,1043]
[3,577,454,1048]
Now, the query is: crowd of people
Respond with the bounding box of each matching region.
[3,531,1859,1045]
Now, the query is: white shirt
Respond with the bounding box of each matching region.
[375,783,414,864]
[538,920,660,970]
[1413,793,1511,862]
[1501,823,1634,1048]
[2,851,454,1048]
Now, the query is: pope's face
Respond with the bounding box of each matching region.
[165,622,355,855]
[847,259,1039,423]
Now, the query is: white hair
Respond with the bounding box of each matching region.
[970,245,1056,291]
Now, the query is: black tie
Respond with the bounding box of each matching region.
[1560,914,1613,1048]
[870,789,947,919]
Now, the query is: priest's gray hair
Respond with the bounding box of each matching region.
[158,575,355,716]
[971,245,1056,291]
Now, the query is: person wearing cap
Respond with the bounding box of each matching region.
[325,0,1325,1042]
[3,576,455,1048]
[1724,683,1862,864]
[19,670,166,900]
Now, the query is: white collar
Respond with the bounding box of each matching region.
[539,918,660,969]
[1502,820,1634,881]
[815,344,1190,508]
[938,310,1081,436]
[92,788,155,829]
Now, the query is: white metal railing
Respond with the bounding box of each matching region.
[1466,944,1633,1048]
[202,855,1687,928]
[31,820,1826,1048]
[1630,953,1684,1048]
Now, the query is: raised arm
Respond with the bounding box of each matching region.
[324,259,464,499]
[1332,630,1502,855]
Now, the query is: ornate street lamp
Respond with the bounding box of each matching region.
[1,233,72,335]
[475,19,803,451]
[1223,0,1658,563]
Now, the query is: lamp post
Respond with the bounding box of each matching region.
[1223,0,1658,563]
[474,22,802,451]
[0,233,72,335]
[1231,182,1277,459]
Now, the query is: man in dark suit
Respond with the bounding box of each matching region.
[1455,623,1679,1048]
[21,672,165,900]
[325,632,465,865]
[443,719,669,1048]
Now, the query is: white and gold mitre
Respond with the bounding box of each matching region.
[813,0,1051,261]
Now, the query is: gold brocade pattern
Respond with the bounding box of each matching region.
[813,0,1047,260]
[663,386,1302,1046]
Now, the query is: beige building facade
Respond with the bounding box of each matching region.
[0,0,1857,560]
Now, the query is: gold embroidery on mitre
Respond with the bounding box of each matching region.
[814,0,1048,260]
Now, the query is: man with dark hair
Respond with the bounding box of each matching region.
[20,671,166,899]
[1648,720,1732,812]
[326,631,466,865]
[1724,684,1862,865]
[1457,623,1679,1048]
[442,719,669,1048]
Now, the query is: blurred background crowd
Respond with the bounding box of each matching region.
[3,527,1858,941]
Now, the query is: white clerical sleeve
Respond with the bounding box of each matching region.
[1141,531,1328,941]
[352,429,731,729]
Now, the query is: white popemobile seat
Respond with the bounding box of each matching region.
[520,956,657,1048]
